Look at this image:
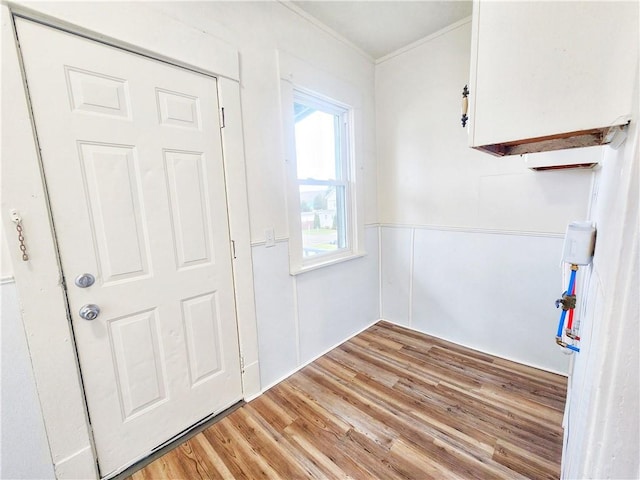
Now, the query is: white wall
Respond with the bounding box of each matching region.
[562,65,639,479]
[376,19,593,372]
[376,19,592,232]
[253,227,379,389]
[1,280,55,479]
[0,204,48,477]
[1,232,12,278]
[382,226,570,373]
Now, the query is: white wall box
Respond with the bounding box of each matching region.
[467,1,638,156]
[562,221,596,266]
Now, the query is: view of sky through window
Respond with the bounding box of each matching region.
[294,109,337,180]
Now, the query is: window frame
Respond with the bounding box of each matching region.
[283,84,362,274]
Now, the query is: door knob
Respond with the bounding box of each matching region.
[79,304,100,321]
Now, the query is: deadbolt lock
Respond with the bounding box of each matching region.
[75,273,95,288]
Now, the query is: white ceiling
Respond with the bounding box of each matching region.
[292,1,473,60]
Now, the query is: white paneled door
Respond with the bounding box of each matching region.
[15,18,243,476]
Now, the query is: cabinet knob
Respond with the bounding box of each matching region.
[461,84,469,127]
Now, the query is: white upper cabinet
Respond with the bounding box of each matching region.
[467,1,638,156]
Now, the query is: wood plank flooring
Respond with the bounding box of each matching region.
[127,321,567,479]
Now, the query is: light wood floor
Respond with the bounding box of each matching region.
[127,321,567,479]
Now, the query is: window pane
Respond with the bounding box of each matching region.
[294,105,339,180]
[299,184,346,258]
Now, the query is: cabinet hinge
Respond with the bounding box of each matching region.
[220,107,226,128]
[231,239,237,259]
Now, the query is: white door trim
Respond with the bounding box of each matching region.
[1,5,260,479]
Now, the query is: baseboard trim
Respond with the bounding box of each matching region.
[255,318,382,397]
[54,446,96,480]
[379,319,569,377]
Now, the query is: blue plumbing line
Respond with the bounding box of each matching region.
[566,268,577,300]
[556,309,568,338]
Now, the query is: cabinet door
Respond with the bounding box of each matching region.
[468,1,638,149]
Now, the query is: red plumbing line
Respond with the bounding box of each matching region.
[566,278,577,330]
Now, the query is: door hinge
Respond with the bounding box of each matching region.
[231,239,237,259]
[220,107,225,128]
[240,354,245,373]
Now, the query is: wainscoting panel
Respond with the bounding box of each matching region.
[380,227,412,326]
[296,227,380,365]
[381,225,570,374]
[251,241,298,389]
[252,226,380,390]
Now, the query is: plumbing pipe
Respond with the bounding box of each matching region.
[555,265,580,352]
[566,266,577,299]
[566,330,581,341]
[556,309,568,338]
[556,336,580,353]
[567,281,577,330]
[566,282,581,339]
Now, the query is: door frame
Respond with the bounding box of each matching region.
[1,4,260,479]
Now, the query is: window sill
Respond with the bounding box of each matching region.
[290,251,366,276]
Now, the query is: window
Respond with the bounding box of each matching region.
[286,89,359,272]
